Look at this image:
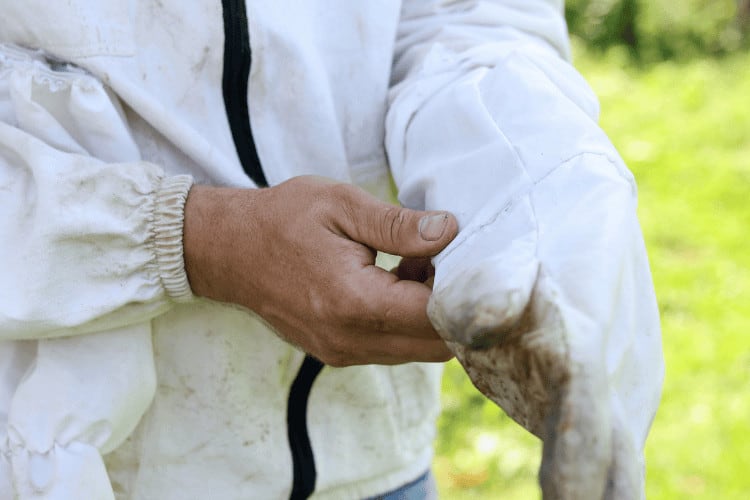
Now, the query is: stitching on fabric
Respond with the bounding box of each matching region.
[0,44,99,93]
[437,151,630,267]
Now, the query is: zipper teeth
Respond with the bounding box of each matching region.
[221,0,267,187]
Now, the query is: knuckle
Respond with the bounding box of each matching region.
[316,186,341,217]
[435,349,455,363]
[328,182,356,206]
[326,183,360,228]
[307,181,345,215]
[318,344,352,367]
[336,282,368,325]
[380,206,407,249]
[369,314,389,335]
[315,332,352,368]
[370,303,393,333]
[324,354,353,368]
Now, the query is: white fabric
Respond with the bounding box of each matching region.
[387,1,663,498]
[0,1,663,498]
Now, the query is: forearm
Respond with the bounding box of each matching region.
[184,184,254,304]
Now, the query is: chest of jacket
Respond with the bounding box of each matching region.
[0,0,400,192]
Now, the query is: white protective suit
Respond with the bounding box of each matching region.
[0,1,664,499]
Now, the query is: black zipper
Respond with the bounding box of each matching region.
[221,3,324,498]
[286,355,325,500]
[221,0,268,187]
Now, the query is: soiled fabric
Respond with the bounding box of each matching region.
[386,6,664,497]
[0,1,663,499]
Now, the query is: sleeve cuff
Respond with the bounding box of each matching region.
[151,174,195,303]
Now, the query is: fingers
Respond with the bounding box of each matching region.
[394,257,435,283]
[293,266,452,366]
[332,184,458,258]
[359,266,445,339]
[320,337,453,367]
[286,270,452,366]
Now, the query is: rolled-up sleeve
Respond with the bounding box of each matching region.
[386,3,663,496]
[386,0,611,225]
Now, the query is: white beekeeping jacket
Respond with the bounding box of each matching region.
[0,1,663,499]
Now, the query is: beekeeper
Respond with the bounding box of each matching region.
[0,1,664,499]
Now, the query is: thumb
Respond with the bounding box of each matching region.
[336,185,458,257]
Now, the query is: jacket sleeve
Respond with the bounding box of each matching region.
[0,46,194,341]
[0,46,193,498]
[387,0,605,224]
[386,2,663,498]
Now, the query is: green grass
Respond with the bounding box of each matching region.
[434,47,750,499]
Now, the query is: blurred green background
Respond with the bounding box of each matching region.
[433,1,750,498]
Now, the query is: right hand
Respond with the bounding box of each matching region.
[183,175,458,366]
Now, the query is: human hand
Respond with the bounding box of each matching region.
[427,157,663,499]
[183,175,458,366]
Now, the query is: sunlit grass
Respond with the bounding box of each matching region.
[434,48,750,499]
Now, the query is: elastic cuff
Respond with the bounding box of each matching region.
[152,175,194,302]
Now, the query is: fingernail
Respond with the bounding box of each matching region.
[419,213,448,241]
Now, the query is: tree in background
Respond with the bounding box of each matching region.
[565,0,748,62]
[739,0,750,31]
[566,0,639,54]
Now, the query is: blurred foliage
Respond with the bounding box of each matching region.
[434,46,750,499]
[565,0,749,62]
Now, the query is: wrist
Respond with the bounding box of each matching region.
[183,184,262,303]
